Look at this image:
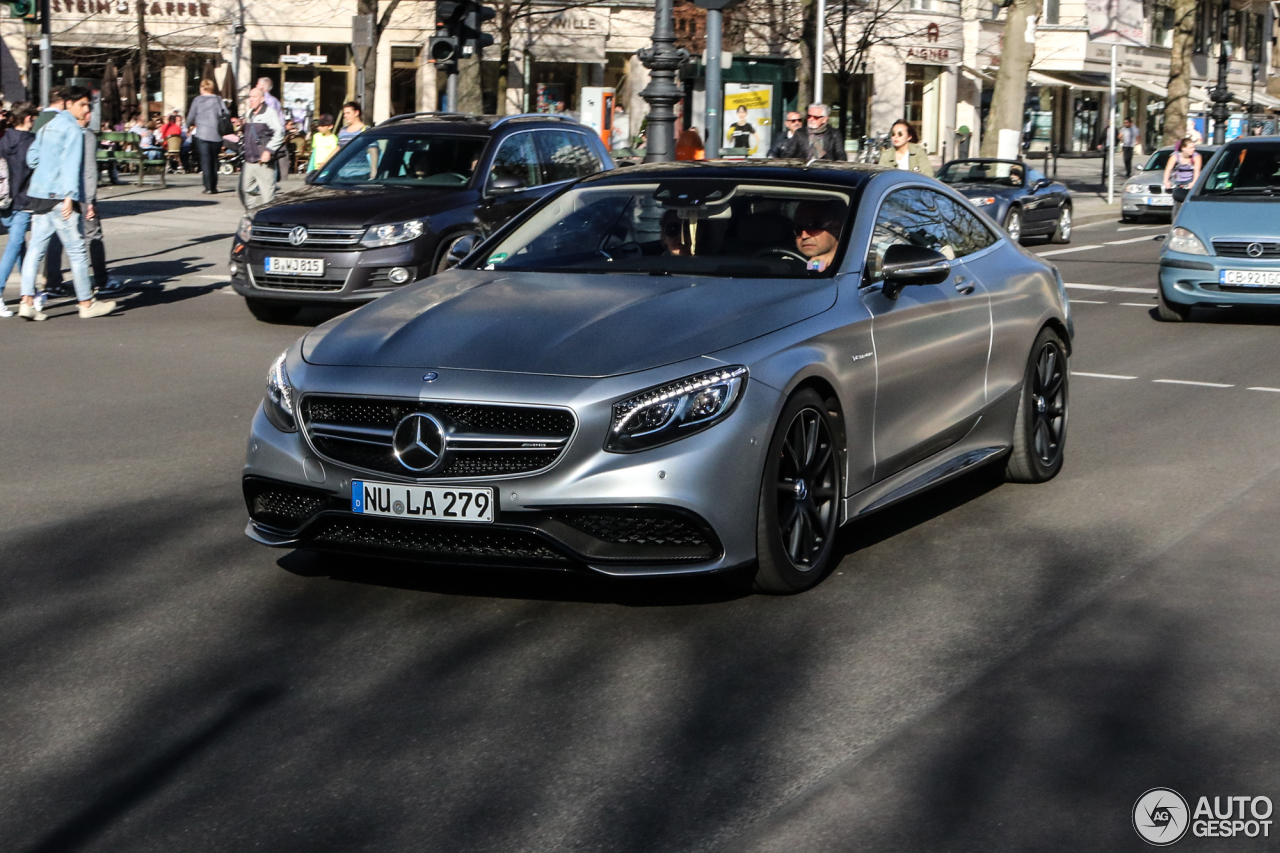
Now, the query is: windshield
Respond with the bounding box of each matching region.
[936,160,1026,188]
[1142,148,1215,173]
[473,181,854,278]
[1201,143,1280,196]
[312,133,487,187]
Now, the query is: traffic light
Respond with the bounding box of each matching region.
[5,0,37,20]
[459,1,496,57]
[429,0,463,67]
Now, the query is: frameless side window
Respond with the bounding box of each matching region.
[932,193,998,257]
[488,133,541,190]
[536,130,602,183]
[868,188,954,280]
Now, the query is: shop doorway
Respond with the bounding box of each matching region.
[252,43,353,124]
[905,64,940,151]
[390,47,418,117]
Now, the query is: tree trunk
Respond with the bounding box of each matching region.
[357,0,377,112]
[456,55,484,114]
[979,0,1039,157]
[797,0,816,109]
[1162,0,1196,146]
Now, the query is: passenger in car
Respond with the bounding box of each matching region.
[792,199,846,271]
[660,210,687,256]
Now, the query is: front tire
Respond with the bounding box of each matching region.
[1004,328,1068,484]
[1051,204,1072,243]
[245,298,300,323]
[1156,286,1192,322]
[1003,206,1023,243]
[752,389,842,594]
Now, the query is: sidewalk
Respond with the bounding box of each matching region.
[1041,155,1131,223]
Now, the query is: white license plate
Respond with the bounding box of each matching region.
[1145,196,1174,206]
[1220,269,1280,287]
[352,480,494,523]
[265,257,324,276]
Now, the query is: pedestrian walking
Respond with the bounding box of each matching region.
[33,88,65,133]
[78,105,121,295]
[241,87,284,209]
[799,104,846,162]
[767,111,804,158]
[0,102,39,318]
[17,86,116,321]
[1119,117,1139,178]
[255,77,285,123]
[305,114,338,172]
[337,101,368,148]
[187,79,226,194]
[877,119,933,176]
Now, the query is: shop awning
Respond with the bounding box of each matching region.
[1122,77,1168,99]
[1028,70,1112,92]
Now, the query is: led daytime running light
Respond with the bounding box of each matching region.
[612,366,747,437]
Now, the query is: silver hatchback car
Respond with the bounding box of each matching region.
[243,162,1073,593]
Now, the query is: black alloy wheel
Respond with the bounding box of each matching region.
[1051,204,1072,243]
[753,389,842,594]
[1004,328,1068,483]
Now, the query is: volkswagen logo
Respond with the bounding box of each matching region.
[392,413,447,473]
[288,226,308,246]
[1247,242,1265,258]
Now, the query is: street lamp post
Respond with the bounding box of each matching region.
[1208,0,1231,144]
[1249,61,1260,133]
[637,0,688,162]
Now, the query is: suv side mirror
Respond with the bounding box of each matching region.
[1171,186,1189,202]
[488,174,526,196]
[880,244,951,299]
[443,233,480,270]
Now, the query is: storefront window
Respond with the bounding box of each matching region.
[252,43,353,123]
[1072,94,1100,153]
[390,46,418,117]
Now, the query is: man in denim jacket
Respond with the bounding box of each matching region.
[16,85,115,321]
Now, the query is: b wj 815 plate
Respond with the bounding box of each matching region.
[352,480,494,523]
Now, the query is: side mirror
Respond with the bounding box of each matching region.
[1171,186,1189,202]
[879,244,951,299]
[488,174,526,196]
[1033,178,1053,191]
[442,233,480,270]
[304,170,319,185]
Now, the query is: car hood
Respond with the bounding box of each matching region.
[302,269,837,377]
[254,183,474,227]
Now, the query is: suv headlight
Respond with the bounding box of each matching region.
[606,366,748,452]
[361,219,425,248]
[236,215,253,243]
[1167,226,1209,255]
[265,351,297,432]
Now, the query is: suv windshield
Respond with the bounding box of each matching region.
[936,160,1026,187]
[474,181,854,278]
[1201,142,1280,196]
[313,133,487,187]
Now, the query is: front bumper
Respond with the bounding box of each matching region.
[1121,189,1176,217]
[229,239,429,303]
[1160,254,1280,306]
[242,365,782,576]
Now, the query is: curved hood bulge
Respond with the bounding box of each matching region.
[302,270,837,377]
[255,184,473,227]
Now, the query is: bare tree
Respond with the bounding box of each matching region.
[980,0,1040,157]
[355,0,405,112]
[492,0,608,115]
[1162,0,1196,145]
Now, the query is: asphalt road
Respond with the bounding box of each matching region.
[3,185,1279,853]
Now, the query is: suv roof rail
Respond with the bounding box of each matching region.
[489,113,579,129]
[378,111,482,126]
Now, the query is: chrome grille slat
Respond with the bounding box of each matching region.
[301,395,576,480]
[1212,240,1280,259]
[251,224,366,247]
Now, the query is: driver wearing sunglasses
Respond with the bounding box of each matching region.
[792,199,846,271]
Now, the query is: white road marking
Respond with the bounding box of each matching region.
[1115,224,1167,232]
[1247,387,1280,393]
[1105,235,1164,245]
[1153,379,1234,388]
[1065,282,1158,294]
[1037,245,1104,257]
[1072,372,1137,380]
[1119,302,1155,307]
[1070,299,1108,304]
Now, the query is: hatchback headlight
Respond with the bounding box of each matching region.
[972,196,996,206]
[361,219,425,248]
[265,351,297,432]
[1167,226,1209,255]
[1124,183,1146,194]
[236,215,253,242]
[606,366,748,452]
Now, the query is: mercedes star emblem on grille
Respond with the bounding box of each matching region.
[392,413,447,472]
[288,226,309,246]
[1247,242,1265,258]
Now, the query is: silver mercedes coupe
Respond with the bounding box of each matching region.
[243,161,1073,593]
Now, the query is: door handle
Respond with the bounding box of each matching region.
[954,277,975,295]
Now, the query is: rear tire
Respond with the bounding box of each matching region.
[1051,204,1072,243]
[245,298,300,323]
[752,389,843,594]
[1003,206,1023,243]
[1156,287,1192,322]
[1004,328,1068,484]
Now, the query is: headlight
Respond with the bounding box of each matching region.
[236,215,253,242]
[361,219,425,248]
[972,196,996,206]
[1124,183,1145,194]
[1167,226,1209,255]
[264,351,297,432]
[606,366,747,452]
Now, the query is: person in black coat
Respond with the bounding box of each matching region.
[0,102,40,316]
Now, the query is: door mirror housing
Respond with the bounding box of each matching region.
[1171,186,1189,203]
[488,174,526,196]
[443,233,481,270]
[304,169,319,185]
[878,243,951,299]
[1033,178,1053,191]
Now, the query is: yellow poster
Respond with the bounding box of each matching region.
[723,84,773,158]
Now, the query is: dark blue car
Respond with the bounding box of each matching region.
[936,158,1072,244]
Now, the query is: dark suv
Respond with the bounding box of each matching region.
[229,113,613,322]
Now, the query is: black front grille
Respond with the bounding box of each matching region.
[302,395,576,479]
[1213,240,1280,259]
[1148,185,1165,195]
[309,517,572,564]
[556,510,712,548]
[254,271,348,291]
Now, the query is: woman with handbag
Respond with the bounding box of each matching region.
[186,78,229,194]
